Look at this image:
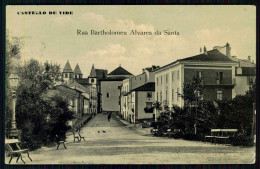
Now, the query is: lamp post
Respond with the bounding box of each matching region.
[9,72,19,139]
[194,90,200,135]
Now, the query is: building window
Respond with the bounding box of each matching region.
[91,79,95,83]
[147,92,152,98]
[161,76,163,84]
[172,72,174,82]
[177,70,180,80]
[157,77,159,85]
[166,74,168,84]
[160,91,162,102]
[144,102,153,113]
[65,73,68,78]
[156,92,158,101]
[177,88,179,101]
[107,93,110,98]
[217,90,222,100]
[172,89,174,101]
[198,71,202,78]
[216,72,223,84]
[166,90,168,104]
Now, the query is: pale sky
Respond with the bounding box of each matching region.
[6,5,256,76]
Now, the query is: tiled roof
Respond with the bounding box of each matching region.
[179,49,234,62]
[95,69,107,79]
[100,76,127,81]
[63,61,73,73]
[74,64,82,74]
[67,81,89,93]
[157,49,235,71]
[132,82,155,91]
[108,66,133,76]
[75,78,90,85]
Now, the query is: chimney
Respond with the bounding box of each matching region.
[236,61,242,75]
[236,67,242,75]
[204,46,207,55]
[226,43,231,57]
[248,56,251,62]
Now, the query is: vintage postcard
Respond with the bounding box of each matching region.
[5,5,256,164]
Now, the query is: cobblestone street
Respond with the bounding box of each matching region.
[6,113,255,164]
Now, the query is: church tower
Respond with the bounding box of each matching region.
[74,63,83,79]
[62,60,73,82]
[88,64,97,85]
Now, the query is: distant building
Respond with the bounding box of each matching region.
[131,82,155,123]
[120,65,159,122]
[45,84,86,127]
[61,62,105,115]
[62,61,74,82]
[100,66,132,112]
[213,43,256,95]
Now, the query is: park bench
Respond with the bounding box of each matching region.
[5,139,32,164]
[163,129,181,138]
[77,130,85,141]
[205,129,238,145]
[72,131,80,142]
[204,129,221,142]
[55,134,67,150]
[151,129,158,136]
[215,129,238,145]
[72,127,85,142]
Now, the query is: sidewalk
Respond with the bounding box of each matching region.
[114,115,152,136]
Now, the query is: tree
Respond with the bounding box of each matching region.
[182,73,205,106]
[152,101,162,122]
[15,59,72,149]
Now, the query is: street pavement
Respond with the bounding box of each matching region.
[6,113,255,164]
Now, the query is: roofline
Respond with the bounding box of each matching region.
[155,60,238,74]
[130,82,155,91]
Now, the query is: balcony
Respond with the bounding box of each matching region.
[204,78,236,88]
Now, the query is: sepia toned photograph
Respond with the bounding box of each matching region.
[5,5,256,164]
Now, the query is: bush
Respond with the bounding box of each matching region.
[231,133,254,147]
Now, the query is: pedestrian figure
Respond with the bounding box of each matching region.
[108,112,111,121]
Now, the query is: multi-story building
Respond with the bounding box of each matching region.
[213,43,256,96]
[119,66,159,123]
[45,84,86,127]
[100,66,132,113]
[62,62,107,114]
[154,47,238,118]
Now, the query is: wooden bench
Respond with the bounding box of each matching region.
[205,129,221,142]
[55,134,67,150]
[151,129,158,136]
[163,129,172,137]
[72,131,80,142]
[163,129,181,138]
[205,129,238,145]
[5,140,32,164]
[77,130,85,141]
[215,129,238,145]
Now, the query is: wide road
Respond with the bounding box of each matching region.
[6,113,255,164]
